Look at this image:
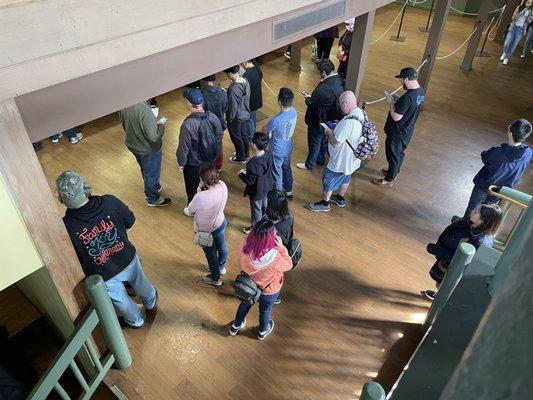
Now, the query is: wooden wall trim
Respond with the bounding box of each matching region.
[0,98,88,321]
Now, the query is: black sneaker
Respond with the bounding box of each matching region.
[229,319,246,336]
[229,156,247,164]
[147,197,172,207]
[117,316,143,329]
[330,194,346,208]
[423,290,436,301]
[273,296,281,305]
[202,274,222,286]
[243,225,253,234]
[257,320,275,340]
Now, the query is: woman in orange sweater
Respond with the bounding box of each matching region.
[230,218,293,340]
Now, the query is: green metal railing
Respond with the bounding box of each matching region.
[27,275,131,400]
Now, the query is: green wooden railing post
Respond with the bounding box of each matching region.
[360,381,386,400]
[489,199,533,296]
[85,275,132,370]
[423,243,476,331]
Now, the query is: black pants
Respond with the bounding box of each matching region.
[305,124,327,169]
[228,119,249,162]
[338,60,348,79]
[385,134,413,182]
[316,37,335,59]
[183,164,201,204]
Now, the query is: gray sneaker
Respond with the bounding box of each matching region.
[202,274,222,286]
[307,201,331,212]
[204,265,227,275]
[329,195,346,208]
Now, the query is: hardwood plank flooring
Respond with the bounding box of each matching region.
[35,4,532,399]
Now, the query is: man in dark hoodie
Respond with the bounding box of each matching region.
[56,171,158,329]
[297,59,345,171]
[238,132,273,234]
[201,74,228,171]
[225,65,251,163]
[460,119,532,218]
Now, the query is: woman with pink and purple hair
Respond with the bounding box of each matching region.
[229,218,293,340]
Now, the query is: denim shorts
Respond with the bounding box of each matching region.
[322,167,351,192]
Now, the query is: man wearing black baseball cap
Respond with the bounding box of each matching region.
[372,66,425,187]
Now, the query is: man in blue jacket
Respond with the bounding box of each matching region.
[461,118,532,218]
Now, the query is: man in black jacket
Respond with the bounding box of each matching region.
[177,89,223,215]
[297,59,345,170]
[238,132,273,234]
[241,59,263,142]
[56,171,158,329]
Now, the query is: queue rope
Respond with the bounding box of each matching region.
[262,78,306,115]
[482,17,496,36]
[488,6,505,40]
[435,26,478,60]
[370,0,410,45]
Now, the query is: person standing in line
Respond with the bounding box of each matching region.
[241,60,264,142]
[296,59,345,171]
[521,21,533,58]
[119,101,171,207]
[177,89,223,215]
[50,127,84,145]
[229,218,293,340]
[307,91,364,212]
[56,171,158,328]
[423,203,502,301]
[500,0,533,65]
[239,132,273,234]
[201,74,228,172]
[225,66,251,163]
[372,67,425,187]
[456,119,532,219]
[186,165,229,287]
[263,87,297,197]
[337,18,355,79]
[314,25,339,63]
[266,189,294,250]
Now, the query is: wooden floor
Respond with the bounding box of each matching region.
[36,4,533,399]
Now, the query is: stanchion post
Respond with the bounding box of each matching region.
[390,3,407,42]
[419,0,436,32]
[85,275,132,370]
[460,0,493,71]
[423,243,476,331]
[476,16,494,57]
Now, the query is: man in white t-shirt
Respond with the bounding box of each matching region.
[308,91,363,212]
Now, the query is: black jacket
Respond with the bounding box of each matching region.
[304,74,345,126]
[243,62,263,112]
[238,151,273,200]
[202,86,228,130]
[62,195,137,281]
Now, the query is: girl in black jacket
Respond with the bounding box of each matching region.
[423,203,502,300]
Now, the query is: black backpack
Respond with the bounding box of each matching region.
[233,273,261,305]
[189,112,219,163]
[289,238,302,269]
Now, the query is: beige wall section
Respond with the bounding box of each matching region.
[15,0,392,142]
[0,173,43,291]
[0,0,326,100]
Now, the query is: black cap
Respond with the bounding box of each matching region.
[395,67,418,79]
[202,74,216,82]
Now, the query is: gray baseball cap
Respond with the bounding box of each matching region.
[56,171,89,209]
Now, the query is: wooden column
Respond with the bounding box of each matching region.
[460,0,494,71]
[418,0,453,95]
[288,40,302,72]
[345,11,376,100]
[495,0,520,43]
[0,98,88,324]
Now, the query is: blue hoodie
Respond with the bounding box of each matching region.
[473,143,532,188]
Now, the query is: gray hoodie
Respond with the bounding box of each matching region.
[226,79,251,123]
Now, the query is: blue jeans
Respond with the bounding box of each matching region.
[202,218,228,281]
[463,185,498,218]
[105,255,157,327]
[234,291,280,332]
[305,124,327,169]
[51,128,78,141]
[272,155,293,192]
[133,149,162,204]
[523,26,533,56]
[503,25,524,59]
[247,110,257,142]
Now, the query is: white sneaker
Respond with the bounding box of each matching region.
[503,59,509,65]
[183,207,193,217]
[69,132,83,144]
[521,54,526,59]
[296,163,310,170]
[500,53,505,61]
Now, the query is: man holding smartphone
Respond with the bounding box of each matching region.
[372,67,425,187]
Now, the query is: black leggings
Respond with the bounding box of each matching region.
[316,37,335,59]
